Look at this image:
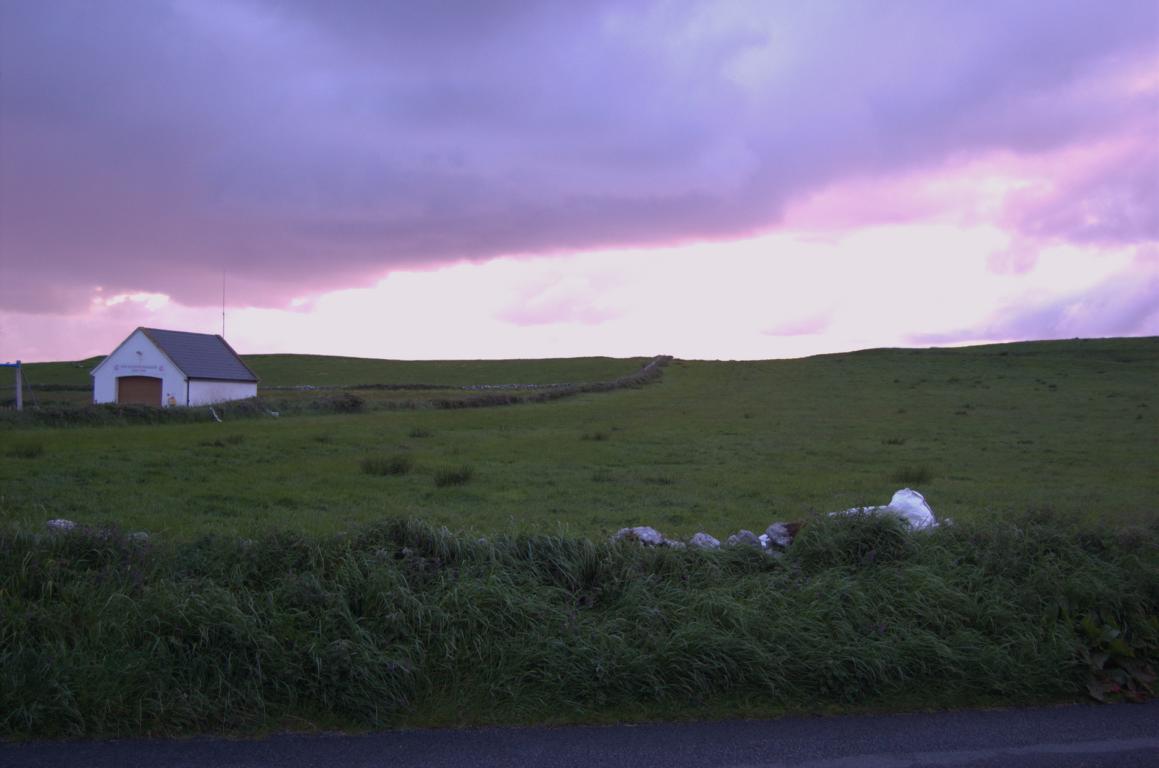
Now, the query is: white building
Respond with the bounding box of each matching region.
[91,328,259,407]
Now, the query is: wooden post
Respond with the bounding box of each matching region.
[14,362,21,412]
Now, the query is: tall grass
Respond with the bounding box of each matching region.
[433,465,474,487]
[2,510,1155,738]
[5,440,44,459]
[361,454,414,476]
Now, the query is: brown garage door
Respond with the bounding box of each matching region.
[117,376,162,406]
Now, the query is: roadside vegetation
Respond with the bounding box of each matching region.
[2,511,1155,738]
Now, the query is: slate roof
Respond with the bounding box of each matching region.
[139,328,259,382]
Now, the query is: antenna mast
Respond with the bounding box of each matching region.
[221,269,226,338]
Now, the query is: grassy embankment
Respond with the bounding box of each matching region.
[1,338,1156,737]
[3,513,1156,737]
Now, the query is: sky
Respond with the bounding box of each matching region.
[1,0,1157,362]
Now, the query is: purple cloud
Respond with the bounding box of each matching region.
[2,0,1156,314]
[912,263,1159,346]
[1005,141,1159,247]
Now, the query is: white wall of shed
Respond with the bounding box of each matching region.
[188,380,257,406]
[92,329,187,406]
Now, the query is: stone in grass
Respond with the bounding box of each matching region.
[764,522,800,550]
[612,526,666,546]
[726,529,762,548]
[45,519,77,532]
[688,532,721,549]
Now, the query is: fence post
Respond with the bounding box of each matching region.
[15,362,22,412]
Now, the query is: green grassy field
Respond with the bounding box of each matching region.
[2,338,1156,540]
[3,337,1158,738]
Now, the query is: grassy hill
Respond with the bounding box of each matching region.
[2,337,1155,540]
[4,354,647,389]
[247,354,649,388]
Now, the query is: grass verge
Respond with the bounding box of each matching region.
[2,510,1155,738]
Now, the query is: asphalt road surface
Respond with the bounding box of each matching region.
[5,701,1157,768]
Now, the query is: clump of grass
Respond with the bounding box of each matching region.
[408,427,433,438]
[880,436,907,446]
[199,433,246,448]
[6,441,44,459]
[891,465,932,484]
[581,431,609,441]
[792,512,912,571]
[434,464,474,487]
[313,433,334,444]
[361,454,413,476]
[591,469,615,483]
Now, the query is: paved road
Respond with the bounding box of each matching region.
[5,701,1157,768]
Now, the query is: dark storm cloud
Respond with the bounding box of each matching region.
[2,0,1156,312]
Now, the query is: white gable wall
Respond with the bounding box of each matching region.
[188,379,257,406]
[93,329,187,406]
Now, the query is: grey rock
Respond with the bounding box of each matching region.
[612,526,666,546]
[45,518,76,532]
[726,529,762,548]
[688,532,721,549]
[765,523,795,550]
[128,531,149,543]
